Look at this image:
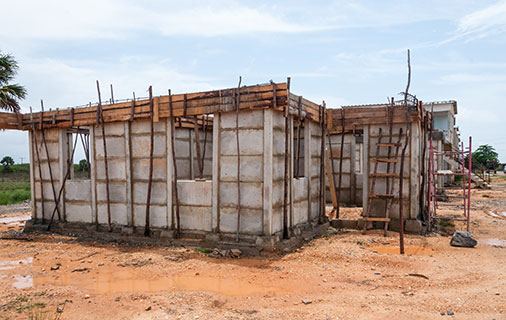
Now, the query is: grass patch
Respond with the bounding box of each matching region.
[438,221,455,227]
[195,248,212,254]
[0,164,31,205]
[0,188,31,205]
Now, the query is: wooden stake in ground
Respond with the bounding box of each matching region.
[235,76,242,242]
[319,102,326,224]
[278,80,289,238]
[399,49,412,255]
[145,86,155,237]
[336,108,345,218]
[40,100,61,221]
[96,81,112,232]
[168,90,180,238]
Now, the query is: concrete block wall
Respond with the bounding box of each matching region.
[308,121,323,221]
[326,133,363,206]
[31,128,63,221]
[29,108,325,240]
[217,109,265,235]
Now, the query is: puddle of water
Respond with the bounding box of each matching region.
[368,246,435,255]
[34,271,287,296]
[481,238,506,247]
[13,275,33,289]
[0,215,31,226]
[0,257,33,270]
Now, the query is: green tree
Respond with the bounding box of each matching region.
[1,155,14,172]
[78,159,89,172]
[469,144,499,170]
[0,51,27,112]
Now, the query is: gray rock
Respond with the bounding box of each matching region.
[447,310,454,316]
[301,299,312,305]
[450,231,477,248]
[230,249,242,258]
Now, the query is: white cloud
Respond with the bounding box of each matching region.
[456,0,506,40]
[0,0,327,40]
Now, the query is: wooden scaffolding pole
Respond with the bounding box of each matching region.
[144,86,154,236]
[169,90,180,238]
[235,77,242,242]
[30,107,44,220]
[96,81,112,232]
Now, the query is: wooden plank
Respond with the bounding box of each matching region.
[368,194,395,199]
[363,217,391,222]
[153,97,160,122]
[325,148,338,208]
[373,158,399,163]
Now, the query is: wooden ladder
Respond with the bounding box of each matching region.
[363,103,403,236]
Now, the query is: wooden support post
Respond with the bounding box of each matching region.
[130,92,136,121]
[40,100,61,221]
[319,102,326,224]
[110,84,114,104]
[235,77,242,242]
[399,49,411,255]
[295,96,302,178]
[281,80,290,238]
[336,108,345,218]
[193,117,203,179]
[326,132,338,210]
[169,90,180,238]
[145,86,155,237]
[96,81,112,232]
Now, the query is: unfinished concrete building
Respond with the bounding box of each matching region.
[0,80,442,249]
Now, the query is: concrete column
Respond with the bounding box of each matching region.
[124,122,133,226]
[212,113,221,232]
[305,121,311,222]
[410,123,420,219]
[90,126,97,224]
[166,118,174,228]
[28,131,36,219]
[362,125,369,214]
[263,109,273,235]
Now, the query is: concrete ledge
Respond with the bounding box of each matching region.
[23,219,334,255]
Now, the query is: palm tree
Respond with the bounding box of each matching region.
[0,51,26,112]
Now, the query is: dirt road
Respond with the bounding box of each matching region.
[0,181,505,319]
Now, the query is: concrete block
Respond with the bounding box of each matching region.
[204,233,221,242]
[179,205,212,231]
[65,204,92,223]
[97,203,128,225]
[175,159,191,180]
[293,200,308,225]
[95,122,125,136]
[36,142,59,161]
[220,129,263,156]
[160,229,175,239]
[65,180,91,201]
[133,204,167,228]
[220,109,264,129]
[272,132,286,156]
[220,155,263,182]
[219,207,263,234]
[255,235,280,250]
[131,119,165,134]
[332,158,351,173]
[293,178,308,201]
[132,158,166,180]
[271,111,285,129]
[405,219,422,234]
[220,182,263,209]
[177,180,212,206]
[95,136,126,158]
[133,181,167,205]
[131,135,166,158]
[96,159,126,180]
[97,182,127,203]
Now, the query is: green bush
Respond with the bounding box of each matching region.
[0,188,30,205]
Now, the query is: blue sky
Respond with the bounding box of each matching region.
[1,0,506,162]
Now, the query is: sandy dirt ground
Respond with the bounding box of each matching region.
[0,181,505,319]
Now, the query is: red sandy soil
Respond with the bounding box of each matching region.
[0,181,505,319]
